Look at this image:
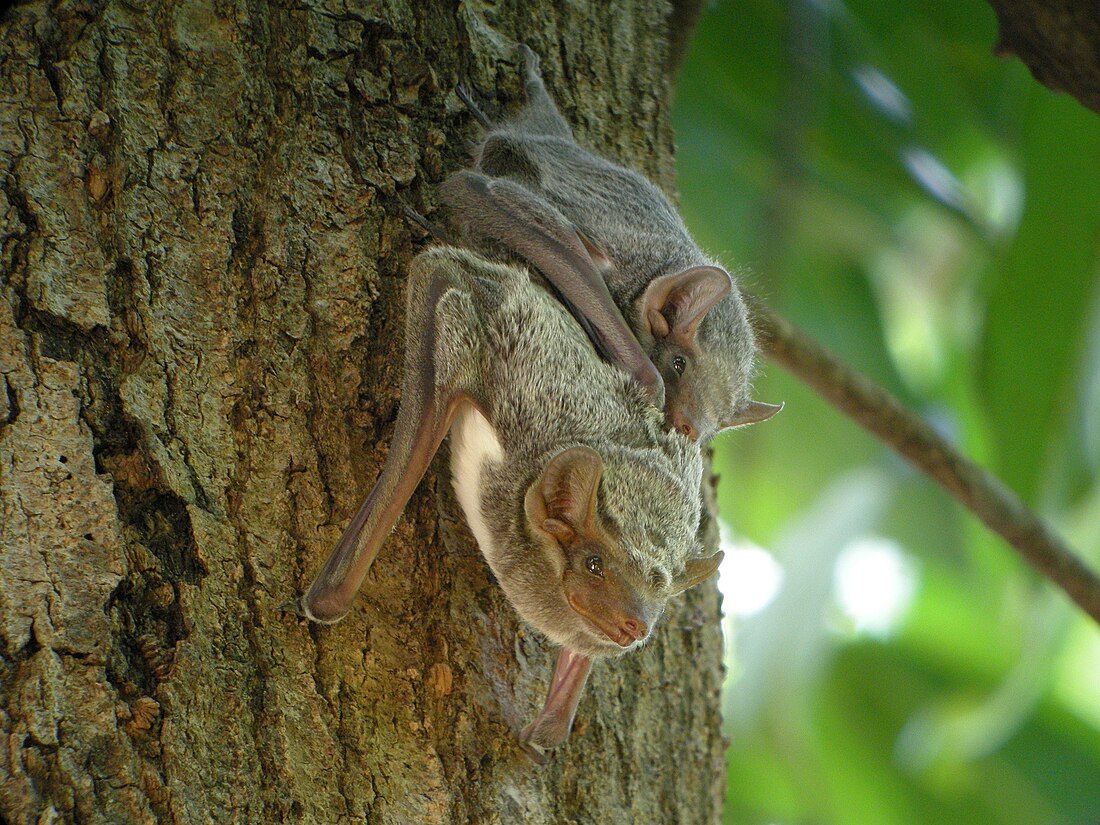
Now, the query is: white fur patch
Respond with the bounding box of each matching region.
[450,407,504,559]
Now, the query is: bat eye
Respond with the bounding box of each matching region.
[672,355,687,375]
[585,555,604,577]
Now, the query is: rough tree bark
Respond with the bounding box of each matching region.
[0,2,725,823]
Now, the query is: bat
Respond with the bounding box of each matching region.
[287,245,720,754]
[441,46,782,442]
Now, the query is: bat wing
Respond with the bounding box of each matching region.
[292,257,478,623]
[441,170,664,405]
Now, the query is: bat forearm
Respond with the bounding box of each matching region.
[441,171,665,406]
[297,259,472,623]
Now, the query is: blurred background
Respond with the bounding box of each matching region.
[673,1,1100,822]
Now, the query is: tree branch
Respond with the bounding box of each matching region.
[747,295,1100,626]
[665,0,706,81]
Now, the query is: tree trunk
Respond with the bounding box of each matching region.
[0,2,725,823]
[987,0,1100,114]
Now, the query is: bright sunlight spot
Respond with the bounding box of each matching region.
[900,145,966,213]
[851,64,912,125]
[718,533,785,619]
[833,537,918,637]
[1054,622,1100,731]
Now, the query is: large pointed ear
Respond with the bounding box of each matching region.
[641,266,731,342]
[722,401,784,430]
[671,551,724,595]
[524,446,603,545]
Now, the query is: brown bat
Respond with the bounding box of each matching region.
[442,46,782,442]
[287,245,720,754]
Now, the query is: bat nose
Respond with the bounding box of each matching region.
[619,616,647,643]
[671,415,697,440]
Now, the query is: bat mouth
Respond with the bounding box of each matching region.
[566,593,647,648]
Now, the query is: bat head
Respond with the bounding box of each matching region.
[517,446,721,659]
[639,266,782,441]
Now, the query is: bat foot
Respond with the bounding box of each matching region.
[517,729,550,765]
[518,43,539,77]
[280,593,351,624]
[455,83,493,129]
[278,598,307,619]
[400,201,451,243]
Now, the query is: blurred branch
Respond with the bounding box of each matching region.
[758,0,828,287]
[665,0,705,81]
[747,295,1100,627]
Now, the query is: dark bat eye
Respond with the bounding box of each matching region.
[585,555,604,577]
[672,356,687,375]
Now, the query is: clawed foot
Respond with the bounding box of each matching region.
[456,83,493,129]
[401,201,452,243]
[518,43,539,78]
[517,728,550,765]
[278,598,306,618]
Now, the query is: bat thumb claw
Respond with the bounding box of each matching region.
[278,598,307,618]
[517,730,550,765]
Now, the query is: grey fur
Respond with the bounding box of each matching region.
[296,244,707,656]
[292,245,713,751]
[417,246,705,658]
[442,46,772,442]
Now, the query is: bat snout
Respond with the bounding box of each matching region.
[616,615,648,645]
[668,410,700,441]
[675,418,697,440]
[566,588,651,648]
[563,566,662,651]
[597,612,648,647]
[665,391,706,441]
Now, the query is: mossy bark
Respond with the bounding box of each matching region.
[0,1,724,822]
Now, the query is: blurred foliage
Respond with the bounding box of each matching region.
[672,1,1100,823]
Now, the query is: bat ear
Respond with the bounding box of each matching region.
[721,400,784,430]
[671,550,724,595]
[525,446,603,544]
[641,266,731,343]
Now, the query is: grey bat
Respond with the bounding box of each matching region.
[289,245,721,753]
[441,46,782,442]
